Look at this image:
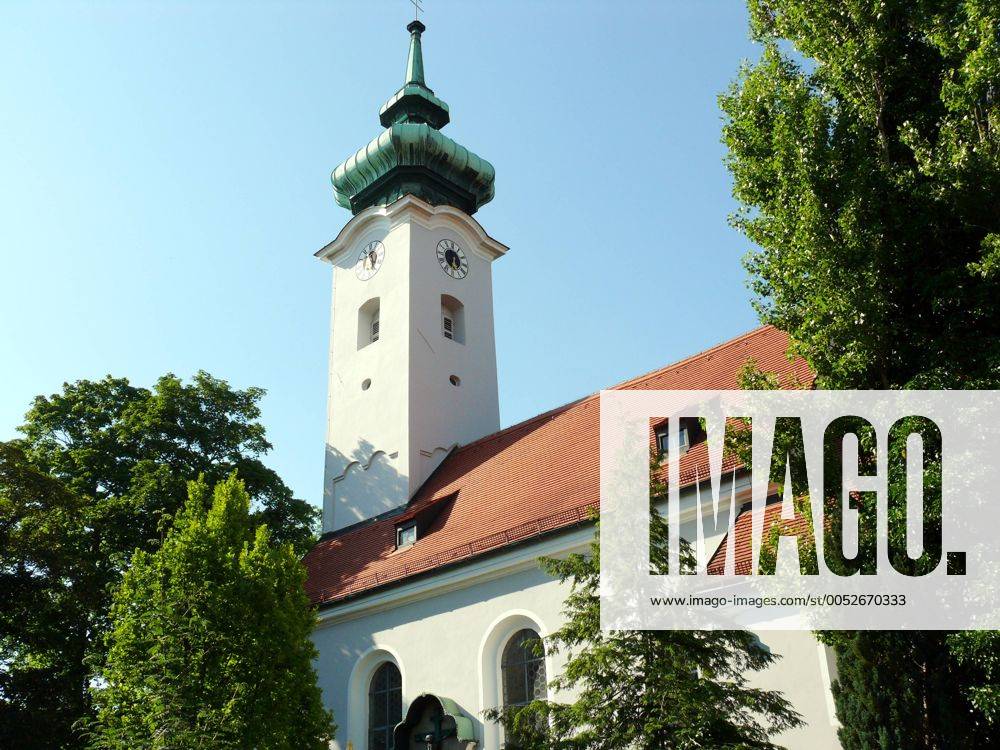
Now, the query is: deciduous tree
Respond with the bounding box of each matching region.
[720,1,999,746]
[0,443,92,749]
[1,372,318,747]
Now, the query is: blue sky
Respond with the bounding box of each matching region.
[1,0,765,508]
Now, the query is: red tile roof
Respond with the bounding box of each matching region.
[705,501,812,575]
[304,325,813,606]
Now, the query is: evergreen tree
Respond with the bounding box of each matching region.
[87,474,334,749]
[489,469,801,750]
[720,1,999,746]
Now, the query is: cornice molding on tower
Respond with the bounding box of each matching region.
[314,194,508,265]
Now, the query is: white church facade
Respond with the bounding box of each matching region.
[304,20,842,750]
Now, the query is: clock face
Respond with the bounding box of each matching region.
[436,239,468,279]
[355,240,385,281]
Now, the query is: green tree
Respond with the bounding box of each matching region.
[87,474,333,749]
[19,372,317,557]
[721,1,999,392]
[948,630,1000,723]
[0,443,93,749]
[489,468,801,750]
[720,1,999,746]
[1,372,318,748]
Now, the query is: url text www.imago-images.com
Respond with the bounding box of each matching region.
[599,390,1000,631]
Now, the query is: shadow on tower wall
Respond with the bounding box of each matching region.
[324,438,409,531]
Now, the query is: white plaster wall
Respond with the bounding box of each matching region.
[406,219,500,493]
[324,215,412,532]
[312,526,841,750]
[313,560,572,750]
[318,199,506,532]
[755,631,841,749]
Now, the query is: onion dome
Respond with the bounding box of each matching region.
[331,21,496,216]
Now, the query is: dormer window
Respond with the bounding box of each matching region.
[396,522,417,548]
[656,423,689,456]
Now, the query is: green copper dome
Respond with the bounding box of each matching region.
[331,21,496,216]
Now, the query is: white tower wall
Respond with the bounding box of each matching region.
[317,196,507,533]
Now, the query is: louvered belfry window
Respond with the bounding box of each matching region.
[368,662,402,750]
[371,315,380,343]
[501,629,547,708]
[440,295,465,344]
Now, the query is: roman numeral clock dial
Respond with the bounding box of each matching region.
[355,240,385,281]
[436,239,468,279]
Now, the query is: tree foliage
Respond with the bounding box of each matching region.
[87,474,333,749]
[0,443,93,749]
[489,471,801,750]
[721,1,1000,746]
[19,371,317,557]
[722,0,999,391]
[1,372,318,748]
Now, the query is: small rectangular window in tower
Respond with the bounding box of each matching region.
[440,295,465,344]
[357,298,380,349]
[396,522,417,548]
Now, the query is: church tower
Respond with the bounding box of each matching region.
[316,21,506,533]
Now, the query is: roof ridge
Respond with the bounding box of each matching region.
[609,324,777,390]
[452,395,592,454]
[450,325,777,456]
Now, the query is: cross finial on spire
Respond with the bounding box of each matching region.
[410,0,423,21]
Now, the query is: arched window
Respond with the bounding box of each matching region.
[368,662,402,750]
[501,629,546,708]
